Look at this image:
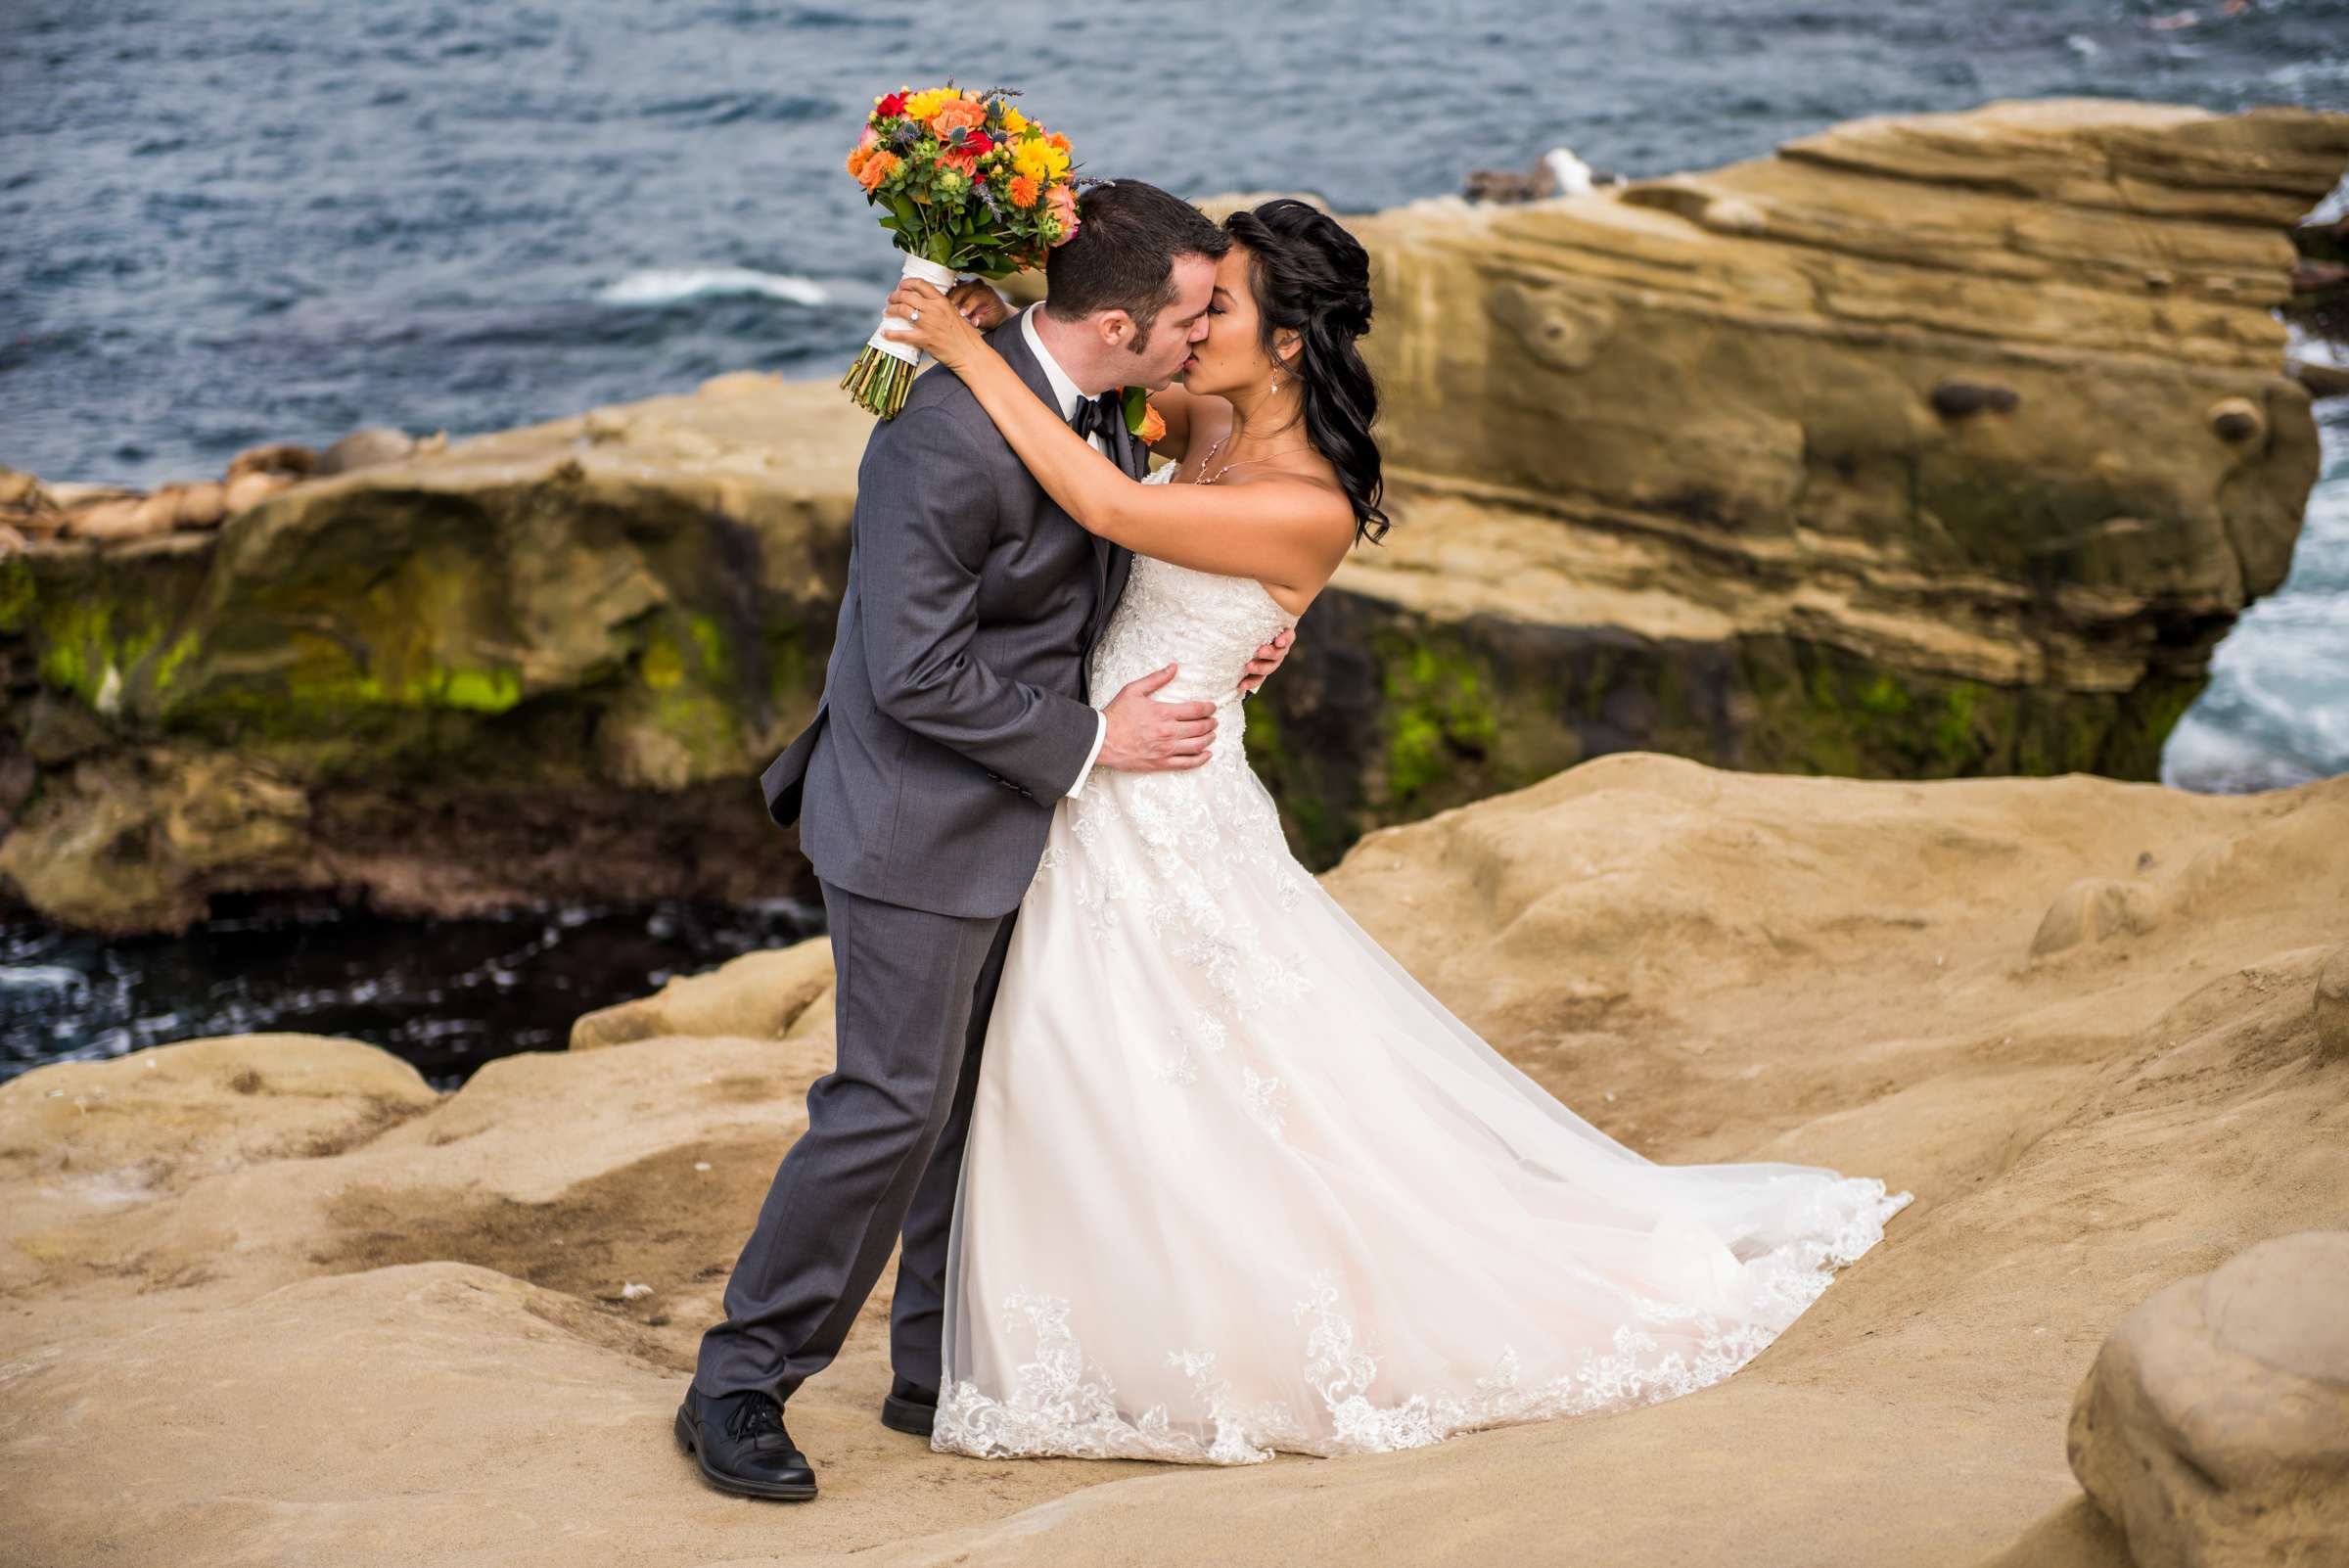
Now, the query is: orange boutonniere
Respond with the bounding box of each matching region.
[1119,386,1167,444]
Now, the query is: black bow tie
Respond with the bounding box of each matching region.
[1068,391,1122,443]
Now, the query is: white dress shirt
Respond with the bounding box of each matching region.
[1018,301,1111,799]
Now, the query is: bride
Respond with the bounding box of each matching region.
[877,198,1911,1465]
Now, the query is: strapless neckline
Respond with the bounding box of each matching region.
[1138,459,1294,623]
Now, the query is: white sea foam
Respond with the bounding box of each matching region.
[2163,372,2349,794]
[595,266,827,307]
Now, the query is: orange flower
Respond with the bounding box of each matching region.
[855,150,899,192]
[929,98,986,137]
[846,146,869,177]
[1006,173,1040,208]
[1136,400,1168,446]
[1046,183,1081,245]
[1044,131,1071,155]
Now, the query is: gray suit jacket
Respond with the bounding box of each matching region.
[761,320,1144,918]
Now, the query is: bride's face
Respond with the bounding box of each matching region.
[1175,245,1292,399]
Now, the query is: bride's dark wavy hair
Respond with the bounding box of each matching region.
[1221,199,1390,545]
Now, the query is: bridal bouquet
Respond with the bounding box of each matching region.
[839,82,1082,418]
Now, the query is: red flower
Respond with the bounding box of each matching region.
[963,130,993,158]
[875,91,906,118]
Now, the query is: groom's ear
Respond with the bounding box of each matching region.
[1093,308,1135,351]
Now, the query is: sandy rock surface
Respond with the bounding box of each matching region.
[3,755,2343,1567]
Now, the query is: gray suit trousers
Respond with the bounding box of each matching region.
[692,876,1015,1405]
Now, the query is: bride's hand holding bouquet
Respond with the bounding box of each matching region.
[839,83,1082,418]
[878,274,990,372]
[885,275,1170,448]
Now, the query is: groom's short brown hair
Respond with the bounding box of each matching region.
[1043,180,1229,351]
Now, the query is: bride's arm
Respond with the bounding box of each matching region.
[944,280,1207,461]
[886,279,1356,594]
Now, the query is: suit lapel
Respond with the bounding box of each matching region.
[997,318,1143,652]
[989,318,1058,416]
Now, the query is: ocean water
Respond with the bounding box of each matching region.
[0,0,2342,1081]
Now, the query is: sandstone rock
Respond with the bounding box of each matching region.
[0,467,38,507]
[2292,257,2348,293]
[2316,945,2349,1062]
[62,494,164,541]
[169,480,227,529]
[0,1033,438,1191]
[2067,1231,2349,1568]
[570,937,836,1050]
[7,759,2349,1565]
[225,439,316,480]
[1932,378,2023,418]
[0,377,859,931]
[0,750,315,933]
[316,425,416,474]
[42,481,139,517]
[2031,876,2166,957]
[2290,356,2349,399]
[221,467,295,514]
[128,489,178,534]
[1241,100,2349,861]
[697,368,784,397]
[0,523,23,557]
[2207,394,2265,441]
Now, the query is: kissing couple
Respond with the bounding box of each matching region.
[674,180,1911,1498]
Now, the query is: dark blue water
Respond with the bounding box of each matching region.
[1,0,2342,1083]
[6,0,2342,484]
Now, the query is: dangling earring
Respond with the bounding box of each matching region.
[1268,371,1281,395]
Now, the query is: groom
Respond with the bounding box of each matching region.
[675,181,1294,1500]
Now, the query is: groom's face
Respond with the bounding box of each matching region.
[1122,253,1219,392]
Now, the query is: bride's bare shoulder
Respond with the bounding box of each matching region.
[1147,386,1228,467]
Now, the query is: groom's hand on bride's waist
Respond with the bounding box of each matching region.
[1098,664,1217,773]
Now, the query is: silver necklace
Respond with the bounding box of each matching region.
[1188,433,1309,485]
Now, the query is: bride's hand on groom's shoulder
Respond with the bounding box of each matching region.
[882,277,988,369]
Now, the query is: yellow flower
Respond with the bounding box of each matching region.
[903,87,945,121]
[1001,106,1029,135]
[1013,140,1051,182]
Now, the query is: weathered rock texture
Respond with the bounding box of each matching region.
[3,757,2344,1567]
[1245,99,2349,860]
[2063,1231,2349,1568]
[0,373,859,932]
[5,101,2345,929]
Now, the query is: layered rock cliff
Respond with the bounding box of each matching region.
[1250,99,2349,859]
[0,376,859,931]
[4,98,2345,929]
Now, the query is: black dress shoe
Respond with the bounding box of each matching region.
[880,1373,938,1437]
[674,1385,817,1500]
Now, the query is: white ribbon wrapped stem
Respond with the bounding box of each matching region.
[868,254,961,367]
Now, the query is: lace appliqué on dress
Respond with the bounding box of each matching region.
[934,1176,1911,1466]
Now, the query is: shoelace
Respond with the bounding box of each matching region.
[723,1395,789,1448]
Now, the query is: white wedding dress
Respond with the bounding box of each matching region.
[930,464,1912,1465]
